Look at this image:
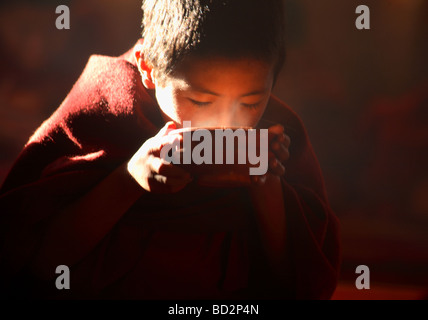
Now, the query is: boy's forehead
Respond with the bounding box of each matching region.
[177,55,274,73]
[166,55,275,91]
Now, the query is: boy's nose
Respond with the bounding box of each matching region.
[216,103,240,126]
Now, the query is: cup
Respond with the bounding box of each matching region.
[164,126,270,187]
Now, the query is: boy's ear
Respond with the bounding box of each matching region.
[134,44,156,90]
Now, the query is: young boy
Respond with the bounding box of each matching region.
[0,0,340,299]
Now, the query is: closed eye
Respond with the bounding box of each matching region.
[188,99,212,107]
[242,102,261,109]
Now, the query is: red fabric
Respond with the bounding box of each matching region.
[0,41,340,299]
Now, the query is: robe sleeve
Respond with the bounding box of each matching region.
[0,134,114,295]
[0,52,158,296]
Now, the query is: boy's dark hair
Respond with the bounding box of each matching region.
[141,0,286,84]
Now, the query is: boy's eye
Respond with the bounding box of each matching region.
[241,102,261,109]
[189,99,212,107]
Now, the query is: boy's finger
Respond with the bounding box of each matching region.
[269,157,286,176]
[160,134,183,149]
[277,133,291,148]
[271,141,290,162]
[268,124,284,138]
[152,134,183,156]
[156,121,177,138]
[150,157,192,180]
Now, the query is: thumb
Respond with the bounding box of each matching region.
[157,121,177,137]
[268,124,284,143]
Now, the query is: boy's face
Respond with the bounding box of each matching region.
[148,56,274,128]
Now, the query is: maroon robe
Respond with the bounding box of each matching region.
[0,41,340,300]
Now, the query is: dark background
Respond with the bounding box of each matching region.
[1,0,427,299]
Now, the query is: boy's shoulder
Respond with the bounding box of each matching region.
[28,42,160,148]
[55,47,146,118]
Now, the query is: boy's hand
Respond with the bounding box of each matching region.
[251,124,291,185]
[127,121,193,193]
